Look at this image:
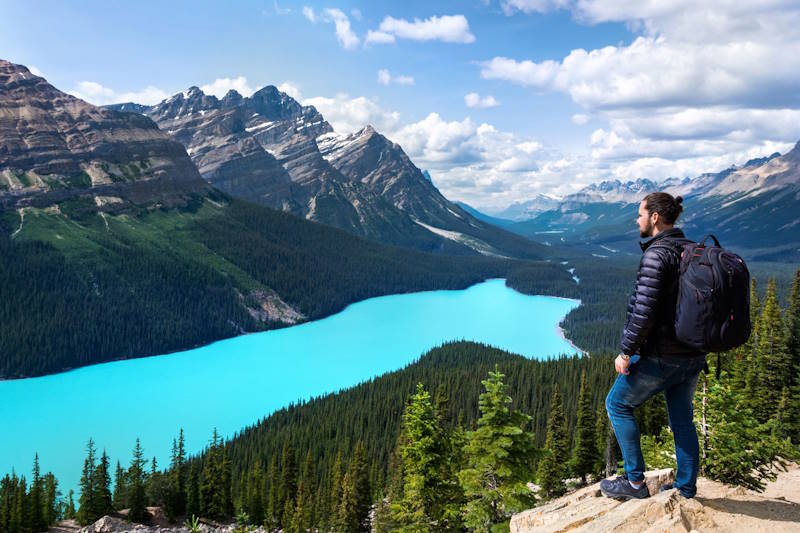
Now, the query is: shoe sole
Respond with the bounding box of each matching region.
[600,489,649,501]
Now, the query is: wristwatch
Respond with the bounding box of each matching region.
[619,353,630,361]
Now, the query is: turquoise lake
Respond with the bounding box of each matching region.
[0,279,579,494]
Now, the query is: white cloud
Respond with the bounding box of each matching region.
[368,15,475,44]
[572,113,590,125]
[277,82,302,100]
[28,65,43,77]
[302,6,316,22]
[377,69,415,86]
[69,81,170,106]
[321,8,360,50]
[464,92,499,108]
[500,0,569,15]
[470,0,800,206]
[350,8,362,21]
[365,30,396,44]
[200,76,254,98]
[301,93,401,134]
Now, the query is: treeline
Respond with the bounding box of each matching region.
[0,455,64,533]
[0,198,524,378]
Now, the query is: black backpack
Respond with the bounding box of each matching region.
[668,235,751,352]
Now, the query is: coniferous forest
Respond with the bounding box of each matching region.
[4,269,797,531]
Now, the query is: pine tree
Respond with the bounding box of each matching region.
[266,453,280,529]
[278,438,298,527]
[28,454,46,531]
[112,461,127,511]
[127,438,148,523]
[92,450,113,520]
[200,428,232,521]
[699,372,793,491]
[755,279,792,420]
[43,472,59,527]
[458,365,538,532]
[166,429,187,520]
[336,442,371,533]
[244,462,265,527]
[185,462,200,521]
[733,278,761,390]
[537,384,569,500]
[784,270,800,444]
[76,438,97,526]
[391,383,462,532]
[569,371,596,484]
[64,490,76,520]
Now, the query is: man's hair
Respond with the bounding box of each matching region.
[643,192,683,225]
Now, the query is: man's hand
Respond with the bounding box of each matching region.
[615,354,631,375]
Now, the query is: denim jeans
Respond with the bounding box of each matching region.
[605,354,706,498]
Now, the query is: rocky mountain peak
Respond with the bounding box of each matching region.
[0,59,209,211]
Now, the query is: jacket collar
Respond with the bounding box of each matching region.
[640,227,685,252]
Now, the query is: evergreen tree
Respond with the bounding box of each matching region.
[92,451,113,519]
[166,429,187,520]
[327,451,344,531]
[734,279,761,390]
[29,454,46,532]
[112,461,127,511]
[200,428,232,521]
[185,462,200,521]
[76,438,97,526]
[786,270,800,376]
[127,438,148,523]
[43,472,59,526]
[458,366,538,532]
[244,462,265,527]
[755,279,793,420]
[278,438,298,527]
[336,442,371,533]
[64,490,76,520]
[537,385,569,500]
[265,453,280,529]
[699,372,793,491]
[569,371,596,484]
[391,383,462,532]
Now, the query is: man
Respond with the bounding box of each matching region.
[600,192,707,501]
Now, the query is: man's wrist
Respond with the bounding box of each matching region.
[619,353,630,361]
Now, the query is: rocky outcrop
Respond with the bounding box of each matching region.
[0,59,210,212]
[511,465,800,532]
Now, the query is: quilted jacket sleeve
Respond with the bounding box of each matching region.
[619,247,671,356]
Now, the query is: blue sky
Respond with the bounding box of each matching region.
[3,0,800,211]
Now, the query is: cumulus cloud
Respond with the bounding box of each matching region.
[377,69,415,86]
[367,15,475,44]
[69,81,170,106]
[464,92,499,108]
[473,0,800,203]
[200,76,254,98]
[301,93,401,134]
[302,6,316,22]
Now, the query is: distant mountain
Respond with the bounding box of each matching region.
[494,194,562,221]
[111,86,549,259]
[0,60,210,211]
[505,148,800,261]
[454,201,516,229]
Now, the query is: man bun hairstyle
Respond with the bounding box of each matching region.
[643,192,683,225]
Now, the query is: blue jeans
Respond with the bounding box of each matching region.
[605,354,706,498]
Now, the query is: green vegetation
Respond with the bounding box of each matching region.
[0,198,526,378]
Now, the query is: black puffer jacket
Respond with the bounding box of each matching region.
[619,228,705,358]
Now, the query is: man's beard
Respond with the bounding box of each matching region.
[640,220,653,238]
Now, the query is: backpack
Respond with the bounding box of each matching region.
[669,235,751,352]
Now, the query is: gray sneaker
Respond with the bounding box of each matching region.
[600,476,650,500]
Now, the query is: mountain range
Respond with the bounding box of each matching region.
[492,148,800,261]
[107,86,547,259]
[0,59,536,378]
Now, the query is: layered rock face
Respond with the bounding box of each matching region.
[511,466,800,532]
[0,60,210,211]
[133,86,545,257]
